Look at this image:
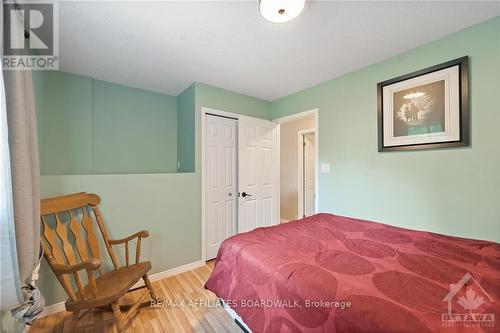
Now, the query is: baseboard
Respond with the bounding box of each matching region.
[131,260,204,289]
[37,260,205,318]
[38,300,66,318]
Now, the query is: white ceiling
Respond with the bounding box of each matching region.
[59,1,500,101]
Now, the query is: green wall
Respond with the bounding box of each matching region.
[34,71,93,174]
[177,84,196,172]
[38,173,201,305]
[34,71,178,174]
[92,80,177,173]
[271,16,500,242]
[37,80,271,306]
[195,82,270,120]
[175,82,272,173]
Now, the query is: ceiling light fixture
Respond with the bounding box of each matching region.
[259,0,305,23]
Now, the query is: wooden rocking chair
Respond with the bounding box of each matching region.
[40,192,157,332]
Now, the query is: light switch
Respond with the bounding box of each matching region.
[320,163,330,173]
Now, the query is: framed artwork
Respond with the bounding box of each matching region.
[377,56,469,152]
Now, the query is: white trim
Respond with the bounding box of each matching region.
[297,128,315,218]
[202,107,240,120]
[37,301,66,318]
[274,108,319,217]
[274,108,318,124]
[201,107,240,263]
[275,123,281,225]
[37,260,204,318]
[131,260,204,289]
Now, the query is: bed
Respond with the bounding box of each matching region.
[205,213,500,333]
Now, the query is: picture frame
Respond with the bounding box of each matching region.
[377,56,469,152]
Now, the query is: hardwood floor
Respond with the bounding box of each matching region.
[30,261,240,332]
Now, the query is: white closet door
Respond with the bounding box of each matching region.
[238,115,279,233]
[304,133,315,217]
[205,115,237,260]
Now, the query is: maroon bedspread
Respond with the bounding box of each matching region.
[205,214,500,333]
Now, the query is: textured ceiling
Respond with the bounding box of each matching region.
[59,1,500,101]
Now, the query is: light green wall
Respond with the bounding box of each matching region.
[37,81,271,306]
[92,80,178,173]
[195,82,270,119]
[38,173,201,305]
[271,17,500,242]
[176,82,272,173]
[33,71,93,174]
[33,71,178,174]
[177,84,196,172]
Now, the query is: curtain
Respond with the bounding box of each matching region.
[3,68,41,301]
[0,56,23,311]
[1,67,44,323]
[0,0,44,324]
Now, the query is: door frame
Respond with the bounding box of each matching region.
[297,129,315,218]
[201,107,240,263]
[274,108,319,219]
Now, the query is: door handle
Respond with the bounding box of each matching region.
[241,192,252,198]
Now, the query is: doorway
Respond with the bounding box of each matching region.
[299,131,315,218]
[201,108,280,261]
[275,109,318,222]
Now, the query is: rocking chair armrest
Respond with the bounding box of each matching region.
[51,259,101,299]
[108,230,149,266]
[108,230,149,245]
[51,258,101,275]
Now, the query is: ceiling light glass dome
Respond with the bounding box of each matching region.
[259,0,305,23]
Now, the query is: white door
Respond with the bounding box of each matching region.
[238,115,280,233]
[205,115,237,260]
[304,133,315,217]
